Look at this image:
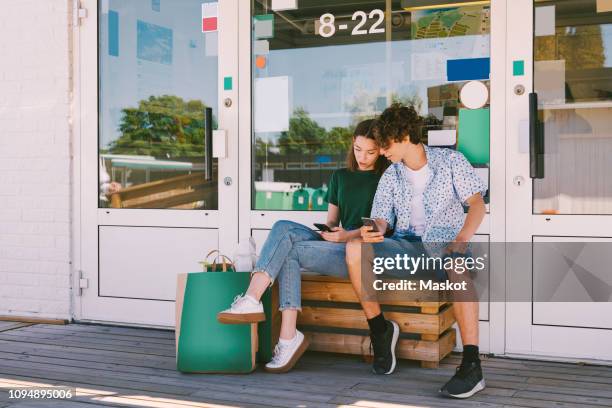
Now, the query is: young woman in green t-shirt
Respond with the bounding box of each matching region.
[218,119,389,373]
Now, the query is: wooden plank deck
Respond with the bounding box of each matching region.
[0,323,611,408]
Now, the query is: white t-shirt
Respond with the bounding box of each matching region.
[404,163,429,236]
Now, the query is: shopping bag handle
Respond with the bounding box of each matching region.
[199,250,235,272]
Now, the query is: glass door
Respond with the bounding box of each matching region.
[77,0,239,326]
[506,0,612,361]
[239,0,507,354]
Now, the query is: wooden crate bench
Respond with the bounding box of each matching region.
[297,274,456,368]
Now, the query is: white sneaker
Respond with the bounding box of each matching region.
[217,294,265,324]
[264,330,309,373]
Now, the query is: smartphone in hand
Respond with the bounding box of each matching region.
[361,217,380,232]
[313,223,332,232]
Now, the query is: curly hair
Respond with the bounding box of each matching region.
[373,103,423,148]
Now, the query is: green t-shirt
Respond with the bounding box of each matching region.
[325,168,381,230]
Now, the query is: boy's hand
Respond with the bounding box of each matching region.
[445,240,468,255]
[360,225,384,243]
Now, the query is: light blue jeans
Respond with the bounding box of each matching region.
[254,220,348,311]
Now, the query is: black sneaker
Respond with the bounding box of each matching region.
[439,361,486,398]
[369,320,399,375]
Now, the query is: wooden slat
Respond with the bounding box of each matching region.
[126,189,208,209]
[0,328,175,352]
[0,316,67,324]
[110,172,207,201]
[0,322,32,332]
[0,332,175,357]
[305,329,456,363]
[298,304,455,335]
[12,325,175,347]
[33,323,174,339]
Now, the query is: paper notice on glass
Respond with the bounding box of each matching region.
[534,60,565,104]
[254,40,269,55]
[254,15,274,39]
[272,0,298,11]
[535,6,555,36]
[254,76,290,133]
[411,52,446,81]
[597,0,612,13]
[428,129,456,146]
[205,32,218,57]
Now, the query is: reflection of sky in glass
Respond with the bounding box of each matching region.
[255,34,489,133]
[137,20,173,65]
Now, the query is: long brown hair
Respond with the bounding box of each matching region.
[346,119,389,175]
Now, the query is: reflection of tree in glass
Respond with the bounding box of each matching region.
[106,95,216,158]
[346,92,424,125]
[277,107,353,155]
[391,94,424,115]
[255,94,442,157]
[258,97,440,157]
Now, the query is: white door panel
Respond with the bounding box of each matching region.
[99,226,217,300]
[506,0,612,362]
[77,0,239,326]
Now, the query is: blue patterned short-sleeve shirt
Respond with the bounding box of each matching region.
[371,145,487,243]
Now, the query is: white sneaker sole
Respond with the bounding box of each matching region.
[373,320,399,375]
[264,336,310,373]
[446,379,486,399]
[217,311,265,324]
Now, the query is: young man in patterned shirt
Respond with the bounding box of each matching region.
[345,103,488,399]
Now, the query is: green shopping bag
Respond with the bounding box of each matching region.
[175,252,278,373]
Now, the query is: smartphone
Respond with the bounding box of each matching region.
[361,217,380,232]
[313,223,332,232]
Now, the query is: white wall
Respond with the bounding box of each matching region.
[0,0,72,319]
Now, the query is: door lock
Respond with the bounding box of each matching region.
[513,175,525,186]
[224,97,232,107]
[514,84,525,96]
[224,177,232,186]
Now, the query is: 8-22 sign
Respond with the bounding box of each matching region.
[318,9,385,38]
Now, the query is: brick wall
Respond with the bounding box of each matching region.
[0,0,73,319]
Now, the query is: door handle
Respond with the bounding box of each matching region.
[204,107,213,180]
[212,129,227,159]
[529,92,544,179]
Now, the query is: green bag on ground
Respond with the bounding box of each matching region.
[175,251,278,373]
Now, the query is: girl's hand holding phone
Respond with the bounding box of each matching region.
[321,227,350,243]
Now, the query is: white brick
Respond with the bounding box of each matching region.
[0,246,40,261]
[22,209,55,222]
[0,0,71,320]
[0,298,42,314]
[38,247,69,262]
[0,209,21,222]
[0,234,55,248]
